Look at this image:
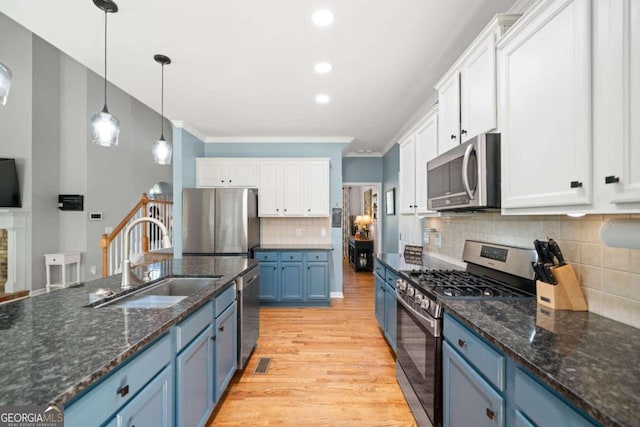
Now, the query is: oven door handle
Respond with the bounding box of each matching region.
[396,291,441,337]
[462,143,476,200]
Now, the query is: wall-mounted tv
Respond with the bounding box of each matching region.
[0,158,21,207]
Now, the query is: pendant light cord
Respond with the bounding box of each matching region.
[160,62,165,139]
[103,9,108,108]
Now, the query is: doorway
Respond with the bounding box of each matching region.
[341,183,382,261]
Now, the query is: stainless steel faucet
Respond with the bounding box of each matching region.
[121,217,171,289]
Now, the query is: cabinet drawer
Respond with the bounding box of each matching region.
[65,335,171,426]
[214,283,236,317]
[281,252,303,262]
[385,270,398,288]
[306,252,328,262]
[444,314,505,391]
[255,252,277,262]
[374,259,385,277]
[175,303,211,352]
[514,368,596,427]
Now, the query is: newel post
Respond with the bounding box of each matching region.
[141,193,149,253]
[100,233,109,277]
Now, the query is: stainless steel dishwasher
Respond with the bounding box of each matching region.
[236,265,259,370]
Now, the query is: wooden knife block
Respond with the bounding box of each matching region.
[536,264,587,311]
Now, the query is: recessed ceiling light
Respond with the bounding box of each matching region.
[315,94,330,104]
[312,10,334,27]
[314,62,333,74]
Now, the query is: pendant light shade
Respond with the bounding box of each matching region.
[0,60,12,107]
[152,54,172,165]
[90,0,119,147]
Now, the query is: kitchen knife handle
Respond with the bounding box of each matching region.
[548,238,566,265]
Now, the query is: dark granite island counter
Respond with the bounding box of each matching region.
[444,300,640,427]
[0,256,256,407]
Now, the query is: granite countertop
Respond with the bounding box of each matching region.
[0,256,257,407]
[375,252,639,426]
[444,300,639,427]
[254,244,334,251]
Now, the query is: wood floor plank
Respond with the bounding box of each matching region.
[208,260,416,426]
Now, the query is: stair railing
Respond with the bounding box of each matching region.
[100,193,173,277]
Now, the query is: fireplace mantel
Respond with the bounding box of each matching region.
[0,209,28,293]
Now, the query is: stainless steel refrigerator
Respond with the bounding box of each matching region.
[182,188,259,256]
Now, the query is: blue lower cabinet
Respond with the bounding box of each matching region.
[215,300,238,401]
[258,262,278,301]
[515,410,536,427]
[443,341,504,427]
[115,365,173,427]
[176,326,213,427]
[255,251,330,306]
[374,273,385,327]
[281,262,303,300]
[306,262,329,300]
[383,281,397,351]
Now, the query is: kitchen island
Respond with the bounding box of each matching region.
[0,256,256,408]
[376,253,639,427]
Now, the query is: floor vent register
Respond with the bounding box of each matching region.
[253,357,272,374]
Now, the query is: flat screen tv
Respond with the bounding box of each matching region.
[0,158,21,207]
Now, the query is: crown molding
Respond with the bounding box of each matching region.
[170,121,207,142]
[382,92,439,155]
[343,152,383,158]
[203,136,354,144]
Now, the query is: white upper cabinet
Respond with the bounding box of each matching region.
[594,0,640,208]
[435,14,520,155]
[497,0,592,210]
[258,159,330,217]
[196,158,257,188]
[399,107,439,215]
[399,134,417,214]
[306,160,330,216]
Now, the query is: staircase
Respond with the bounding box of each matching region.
[100,193,173,277]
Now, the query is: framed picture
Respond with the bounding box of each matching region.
[331,208,342,227]
[385,188,395,216]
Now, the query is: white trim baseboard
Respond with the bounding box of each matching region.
[30,288,46,297]
[330,292,344,299]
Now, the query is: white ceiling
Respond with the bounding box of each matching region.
[0,0,517,156]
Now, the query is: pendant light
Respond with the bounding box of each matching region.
[0,61,12,107]
[152,54,172,165]
[89,0,120,147]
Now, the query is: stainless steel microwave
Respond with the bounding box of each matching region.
[427,133,501,211]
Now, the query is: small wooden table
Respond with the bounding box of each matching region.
[45,252,81,292]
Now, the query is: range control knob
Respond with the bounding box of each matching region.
[415,293,423,304]
[407,286,415,298]
[420,299,430,310]
[397,280,406,291]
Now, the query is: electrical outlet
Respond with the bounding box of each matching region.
[435,234,442,248]
[90,265,97,275]
[423,231,430,244]
[295,228,302,237]
[320,228,326,236]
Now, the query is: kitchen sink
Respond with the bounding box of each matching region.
[92,276,222,309]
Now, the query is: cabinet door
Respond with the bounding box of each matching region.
[258,262,278,301]
[306,160,330,216]
[443,341,504,427]
[282,161,305,216]
[196,158,228,188]
[116,366,173,427]
[228,159,257,187]
[414,112,439,213]
[281,262,303,300]
[258,161,282,216]
[306,262,329,300]
[460,33,497,142]
[374,274,385,328]
[599,0,640,205]
[498,0,592,209]
[438,73,461,154]
[399,134,416,214]
[176,326,213,427]
[383,281,397,351]
[214,301,237,400]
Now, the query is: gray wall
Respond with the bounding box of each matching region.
[0,12,173,290]
[342,157,383,182]
[382,144,399,253]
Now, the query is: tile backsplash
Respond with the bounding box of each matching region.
[423,213,640,328]
[261,218,331,245]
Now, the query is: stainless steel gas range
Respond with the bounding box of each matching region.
[395,240,537,427]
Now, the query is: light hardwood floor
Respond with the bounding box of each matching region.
[209,260,417,426]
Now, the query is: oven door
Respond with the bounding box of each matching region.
[396,294,442,427]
